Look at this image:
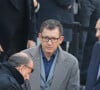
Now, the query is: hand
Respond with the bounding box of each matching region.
[68,5,72,9]
[0,44,4,54]
[33,0,38,8]
[67,4,72,10]
[27,40,36,48]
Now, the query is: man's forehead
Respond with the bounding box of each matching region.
[42,30,60,37]
[42,28,59,33]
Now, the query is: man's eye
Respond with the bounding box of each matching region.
[52,38,57,40]
[44,37,49,39]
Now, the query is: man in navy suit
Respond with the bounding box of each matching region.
[85,18,100,90]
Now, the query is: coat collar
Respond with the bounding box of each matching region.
[9,0,20,10]
[9,0,26,11]
[2,62,24,85]
[29,46,68,90]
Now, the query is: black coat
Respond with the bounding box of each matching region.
[0,62,24,90]
[0,0,36,61]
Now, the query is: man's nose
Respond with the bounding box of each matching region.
[47,39,52,44]
[26,75,30,80]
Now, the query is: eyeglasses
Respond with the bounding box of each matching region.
[24,64,34,73]
[41,36,60,43]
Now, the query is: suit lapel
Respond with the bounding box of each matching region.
[95,57,100,85]
[28,46,68,90]
[87,52,100,87]
[96,76,100,85]
[9,0,24,11]
[50,48,67,90]
[30,57,40,90]
[29,47,41,90]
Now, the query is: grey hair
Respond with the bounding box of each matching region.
[40,19,63,36]
[8,52,33,67]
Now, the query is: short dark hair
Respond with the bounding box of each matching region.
[40,19,63,36]
[8,52,32,67]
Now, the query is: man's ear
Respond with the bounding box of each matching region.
[59,36,64,44]
[38,33,42,41]
[38,33,41,38]
[16,65,24,72]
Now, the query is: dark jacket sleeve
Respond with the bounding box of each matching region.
[0,76,22,90]
[21,80,31,90]
[54,0,74,8]
[8,85,21,90]
[26,0,37,42]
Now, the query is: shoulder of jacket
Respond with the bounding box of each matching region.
[61,50,78,64]
[0,74,19,88]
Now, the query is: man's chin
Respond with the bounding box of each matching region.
[46,50,53,54]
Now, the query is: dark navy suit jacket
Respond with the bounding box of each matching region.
[85,41,100,90]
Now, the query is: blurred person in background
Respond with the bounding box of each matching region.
[36,0,74,51]
[0,0,40,62]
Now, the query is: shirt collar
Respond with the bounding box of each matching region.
[41,48,58,60]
